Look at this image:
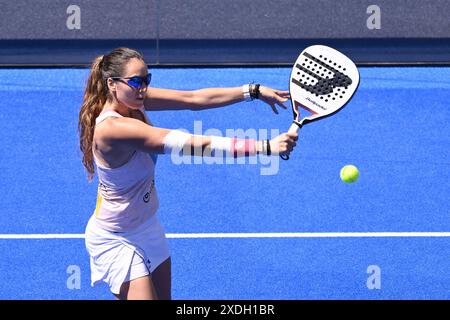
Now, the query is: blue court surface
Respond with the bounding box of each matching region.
[0,67,449,299]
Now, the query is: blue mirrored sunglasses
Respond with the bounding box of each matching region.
[111,74,152,89]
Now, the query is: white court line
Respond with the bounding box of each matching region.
[0,232,449,239]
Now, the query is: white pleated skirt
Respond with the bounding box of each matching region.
[85,213,170,295]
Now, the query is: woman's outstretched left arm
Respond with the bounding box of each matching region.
[144,85,290,114]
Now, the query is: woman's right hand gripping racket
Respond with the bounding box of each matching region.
[281,45,360,160]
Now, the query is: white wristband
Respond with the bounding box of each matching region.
[242,84,252,102]
[209,136,232,157]
[163,130,191,155]
[163,130,256,158]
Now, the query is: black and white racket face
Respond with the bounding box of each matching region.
[289,45,359,126]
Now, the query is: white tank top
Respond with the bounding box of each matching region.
[92,107,159,232]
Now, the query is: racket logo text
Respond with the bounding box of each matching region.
[305,97,326,111]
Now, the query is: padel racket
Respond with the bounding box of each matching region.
[281,45,360,160]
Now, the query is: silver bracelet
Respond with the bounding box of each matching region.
[242,84,252,102]
[261,140,267,155]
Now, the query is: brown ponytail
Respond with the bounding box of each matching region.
[78,48,144,181]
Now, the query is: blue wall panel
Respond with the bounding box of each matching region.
[0,0,449,65]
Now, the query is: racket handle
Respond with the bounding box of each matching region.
[281,122,302,160]
[288,122,300,134]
